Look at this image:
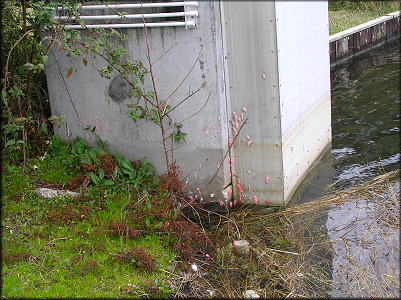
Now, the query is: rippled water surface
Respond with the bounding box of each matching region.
[330,40,400,189]
[290,39,400,204]
[289,39,400,298]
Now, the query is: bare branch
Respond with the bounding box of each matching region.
[141,6,170,171]
[3,29,36,98]
[164,51,201,104]
[152,42,177,66]
[195,205,241,240]
[71,40,158,110]
[205,118,249,187]
[166,143,187,152]
[172,92,211,127]
[50,47,86,136]
[162,69,181,116]
[163,82,206,118]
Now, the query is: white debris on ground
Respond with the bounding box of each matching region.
[244,290,260,298]
[35,188,80,199]
[191,264,198,272]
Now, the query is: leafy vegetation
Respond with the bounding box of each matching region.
[1,2,212,296]
[41,0,201,181]
[1,0,57,168]
[328,0,400,35]
[2,0,399,297]
[1,135,214,298]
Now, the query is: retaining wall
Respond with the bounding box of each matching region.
[329,11,400,66]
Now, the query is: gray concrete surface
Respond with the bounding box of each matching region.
[44,1,331,206]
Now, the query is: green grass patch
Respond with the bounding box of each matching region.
[329,0,400,35]
[1,135,200,298]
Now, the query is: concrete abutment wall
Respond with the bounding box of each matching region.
[44,1,331,206]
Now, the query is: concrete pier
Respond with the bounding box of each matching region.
[221,1,331,205]
[44,1,331,206]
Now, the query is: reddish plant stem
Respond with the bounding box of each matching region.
[205,118,249,187]
[163,82,206,117]
[142,21,170,173]
[21,28,40,117]
[50,48,85,136]
[21,0,29,172]
[3,29,36,117]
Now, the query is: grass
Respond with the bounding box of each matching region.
[2,134,399,298]
[191,169,400,298]
[2,1,399,297]
[1,135,212,298]
[329,0,400,35]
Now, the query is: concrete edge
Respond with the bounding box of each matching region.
[329,10,400,66]
[329,10,400,42]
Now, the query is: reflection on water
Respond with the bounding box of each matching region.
[328,182,400,298]
[330,39,400,189]
[288,39,400,298]
[291,39,400,203]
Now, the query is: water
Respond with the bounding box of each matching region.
[330,40,400,188]
[327,182,400,298]
[290,39,400,204]
[200,40,399,298]
[289,39,400,297]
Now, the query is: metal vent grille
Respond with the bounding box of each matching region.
[54,1,198,29]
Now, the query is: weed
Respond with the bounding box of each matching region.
[110,246,156,273]
[158,164,183,194]
[2,164,32,200]
[1,113,210,298]
[80,259,99,277]
[46,204,92,226]
[143,280,171,298]
[68,173,90,191]
[96,153,116,178]
[2,248,32,264]
[163,220,213,263]
[94,220,143,240]
[272,235,290,249]
[2,0,53,168]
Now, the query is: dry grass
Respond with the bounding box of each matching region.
[199,169,400,298]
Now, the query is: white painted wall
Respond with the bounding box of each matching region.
[275,1,332,201]
[221,1,332,205]
[275,1,331,137]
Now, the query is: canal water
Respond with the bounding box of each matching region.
[288,39,400,297]
[290,39,400,204]
[199,39,399,298]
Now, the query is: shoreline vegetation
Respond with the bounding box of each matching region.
[2,137,399,297]
[328,0,400,35]
[2,1,400,298]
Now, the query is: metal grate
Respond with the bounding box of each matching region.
[54,1,199,29]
